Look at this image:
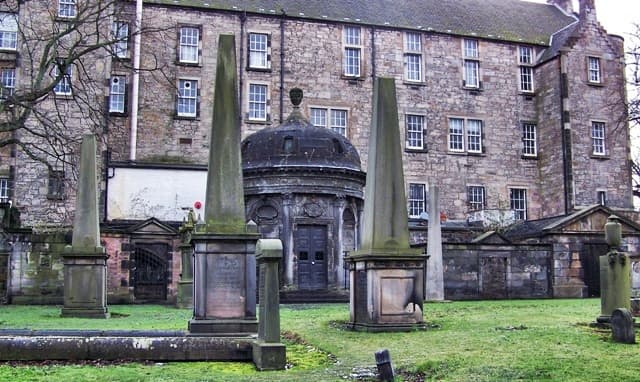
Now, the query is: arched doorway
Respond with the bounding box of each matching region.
[130,244,168,301]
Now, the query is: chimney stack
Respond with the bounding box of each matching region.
[579,0,597,21]
[547,0,573,15]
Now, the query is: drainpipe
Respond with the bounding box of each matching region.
[279,10,286,123]
[239,11,246,123]
[371,26,376,78]
[129,0,143,161]
[559,51,572,214]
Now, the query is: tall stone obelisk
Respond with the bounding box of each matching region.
[61,134,109,318]
[425,183,444,300]
[188,34,260,335]
[347,77,426,332]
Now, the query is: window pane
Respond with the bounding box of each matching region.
[58,0,77,18]
[0,68,15,98]
[177,79,197,117]
[344,47,360,76]
[464,60,479,87]
[249,33,268,68]
[345,27,360,45]
[248,84,267,120]
[522,123,537,156]
[0,178,9,203]
[408,183,426,218]
[449,118,464,151]
[112,22,129,58]
[405,32,421,51]
[464,39,478,58]
[468,186,485,211]
[53,63,72,95]
[405,54,422,82]
[510,188,527,220]
[591,121,605,155]
[180,27,199,63]
[330,109,347,136]
[109,76,126,113]
[310,108,327,127]
[0,13,17,50]
[466,119,482,153]
[406,115,424,149]
[519,66,533,92]
[589,57,601,83]
[519,46,532,64]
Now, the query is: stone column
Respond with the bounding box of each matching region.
[176,211,195,309]
[281,193,294,285]
[61,134,109,318]
[188,34,259,335]
[597,215,631,323]
[425,183,444,301]
[347,78,426,332]
[252,239,286,370]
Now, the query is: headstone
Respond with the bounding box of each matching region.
[611,308,636,344]
[252,239,286,370]
[61,134,109,318]
[375,349,395,382]
[597,216,631,323]
[347,77,426,332]
[176,208,196,308]
[188,34,260,335]
[425,183,444,301]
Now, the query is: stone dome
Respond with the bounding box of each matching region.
[241,89,361,171]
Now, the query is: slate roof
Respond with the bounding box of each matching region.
[147,0,576,45]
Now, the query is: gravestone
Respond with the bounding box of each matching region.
[425,183,444,301]
[61,134,109,318]
[611,308,636,344]
[346,77,426,332]
[188,34,260,335]
[176,208,196,308]
[597,215,631,323]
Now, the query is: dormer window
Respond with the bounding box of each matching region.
[283,136,294,154]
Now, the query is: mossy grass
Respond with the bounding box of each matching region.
[0,299,638,381]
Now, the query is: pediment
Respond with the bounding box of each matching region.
[544,205,640,235]
[471,231,512,244]
[128,218,177,235]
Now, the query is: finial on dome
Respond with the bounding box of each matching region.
[290,88,303,107]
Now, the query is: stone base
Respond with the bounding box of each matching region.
[188,319,258,336]
[176,281,193,309]
[631,298,640,316]
[252,340,286,370]
[60,307,110,319]
[348,321,427,333]
[552,284,588,298]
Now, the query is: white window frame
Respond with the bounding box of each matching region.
[509,188,527,220]
[343,26,361,77]
[109,75,126,114]
[310,107,348,137]
[248,83,268,121]
[591,121,606,155]
[177,79,198,118]
[404,32,422,82]
[448,117,483,153]
[58,0,77,19]
[408,183,426,218]
[463,39,480,88]
[468,185,485,211]
[588,56,601,84]
[0,68,15,99]
[179,26,200,64]
[518,46,534,93]
[112,21,129,59]
[522,122,537,157]
[0,177,8,203]
[53,61,72,96]
[405,114,425,150]
[248,32,270,70]
[0,13,17,51]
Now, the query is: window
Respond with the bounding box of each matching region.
[112,21,129,59]
[0,13,17,50]
[52,61,72,96]
[310,107,348,136]
[0,177,9,203]
[463,39,480,88]
[109,76,126,114]
[408,183,426,218]
[179,26,199,64]
[343,26,361,77]
[404,32,422,82]
[597,191,607,206]
[509,188,527,220]
[405,114,425,150]
[0,68,15,99]
[177,79,198,118]
[248,83,268,121]
[588,56,601,84]
[48,170,64,199]
[448,118,483,153]
[522,123,537,157]
[468,186,485,211]
[58,0,77,19]
[248,33,270,69]
[518,46,534,92]
[591,121,605,155]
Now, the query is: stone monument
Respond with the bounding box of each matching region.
[176,208,196,308]
[252,239,286,370]
[188,34,260,335]
[346,77,426,332]
[425,183,444,301]
[597,215,631,324]
[61,134,109,318]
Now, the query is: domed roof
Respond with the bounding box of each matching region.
[241,89,361,171]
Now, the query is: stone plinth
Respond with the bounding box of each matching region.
[177,243,193,309]
[348,252,426,332]
[252,239,286,371]
[61,251,109,318]
[188,231,259,335]
[597,251,631,323]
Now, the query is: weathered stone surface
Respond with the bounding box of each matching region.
[425,184,443,301]
[611,308,636,344]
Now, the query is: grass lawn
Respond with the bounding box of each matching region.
[0,299,638,381]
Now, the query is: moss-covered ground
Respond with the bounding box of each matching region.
[0,299,638,381]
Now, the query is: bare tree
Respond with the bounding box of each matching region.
[626,23,640,200]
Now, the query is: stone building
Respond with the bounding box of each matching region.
[0,0,636,303]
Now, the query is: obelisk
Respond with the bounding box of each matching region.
[188,34,260,335]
